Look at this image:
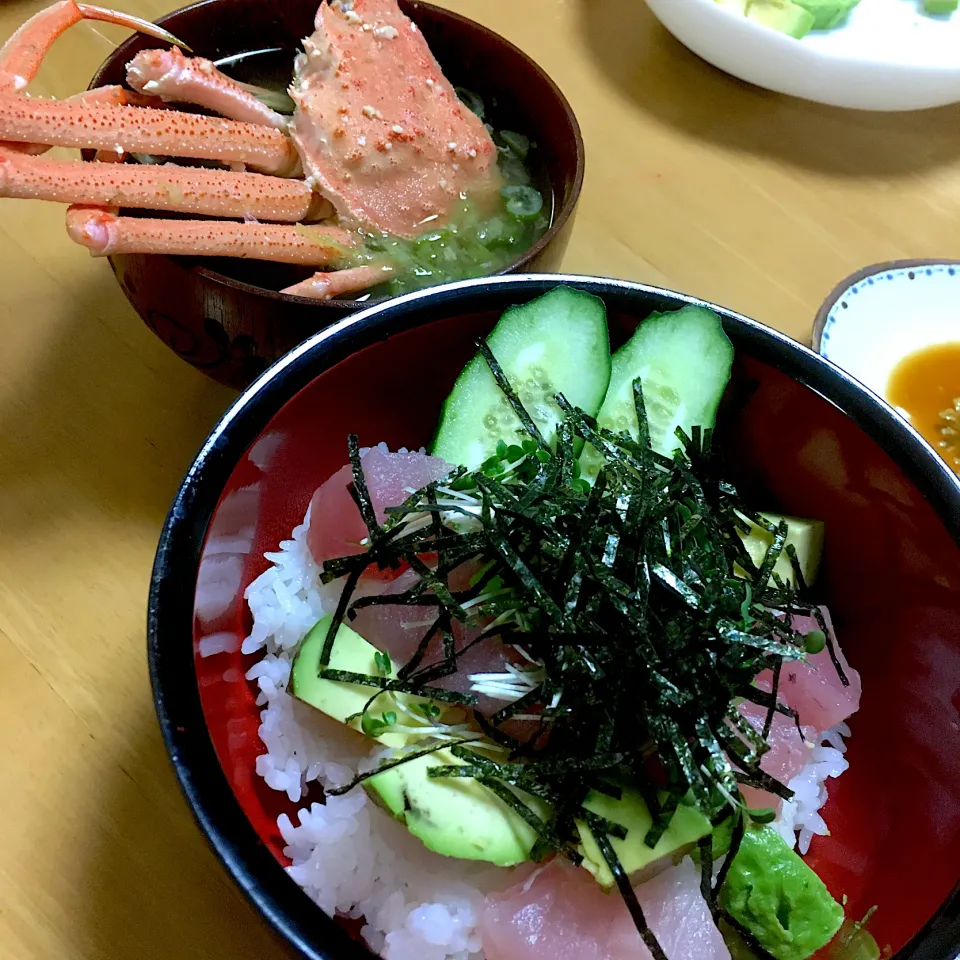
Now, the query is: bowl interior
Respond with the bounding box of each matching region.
[181,282,960,958]
[90,0,583,307]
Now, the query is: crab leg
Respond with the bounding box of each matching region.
[0,97,300,174]
[126,48,288,129]
[2,85,160,155]
[0,150,321,220]
[66,205,356,265]
[0,0,185,93]
[281,265,392,300]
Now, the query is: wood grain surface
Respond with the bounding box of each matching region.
[2,0,959,957]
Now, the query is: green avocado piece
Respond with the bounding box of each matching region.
[575,786,713,887]
[365,748,548,866]
[292,617,545,867]
[923,0,959,13]
[789,0,861,29]
[736,511,825,589]
[745,0,816,37]
[291,616,447,749]
[720,826,845,960]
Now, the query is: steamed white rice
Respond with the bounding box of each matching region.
[215,487,852,959]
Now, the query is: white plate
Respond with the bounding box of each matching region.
[644,0,960,110]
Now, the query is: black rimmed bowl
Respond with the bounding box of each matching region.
[149,275,960,959]
[90,0,584,390]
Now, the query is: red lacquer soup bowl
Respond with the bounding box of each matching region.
[149,275,960,960]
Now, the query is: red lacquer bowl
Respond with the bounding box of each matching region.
[149,275,960,960]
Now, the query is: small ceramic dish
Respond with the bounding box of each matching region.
[644,0,960,110]
[814,260,960,471]
[149,274,960,960]
[814,260,960,395]
[88,0,584,389]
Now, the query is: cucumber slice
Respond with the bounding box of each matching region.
[581,305,733,477]
[431,287,611,468]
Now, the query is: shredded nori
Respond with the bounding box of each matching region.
[305,347,847,953]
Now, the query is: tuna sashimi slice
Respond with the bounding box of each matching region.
[480,857,730,960]
[306,448,452,567]
[754,608,861,734]
[737,702,816,813]
[348,565,528,716]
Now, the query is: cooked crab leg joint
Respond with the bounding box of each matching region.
[281,264,391,299]
[66,205,356,265]
[126,48,288,129]
[0,97,300,175]
[0,149,322,220]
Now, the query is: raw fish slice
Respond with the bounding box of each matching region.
[306,448,452,567]
[754,609,862,734]
[480,856,730,960]
[737,702,816,813]
[349,564,528,715]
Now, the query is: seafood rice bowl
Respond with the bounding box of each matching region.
[191,283,916,960]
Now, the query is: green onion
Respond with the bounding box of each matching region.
[502,184,543,221]
[804,628,826,655]
[499,130,531,159]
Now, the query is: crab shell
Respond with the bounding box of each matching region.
[291,0,501,240]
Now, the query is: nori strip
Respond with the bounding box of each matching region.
[347,434,379,542]
[477,341,547,448]
[763,656,783,741]
[584,812,668,960]
[698,835,716,920]
[316,668,477,705]
[712,810,744,900]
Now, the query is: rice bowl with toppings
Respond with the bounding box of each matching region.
[159,276,960,960]
[202,286,875,960]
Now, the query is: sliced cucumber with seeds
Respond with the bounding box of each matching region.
[431,287,611,469]
[580,305,733,478]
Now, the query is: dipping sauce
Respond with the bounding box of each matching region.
[886,342,960,474]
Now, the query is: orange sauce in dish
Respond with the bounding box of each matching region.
[887,342,960,475]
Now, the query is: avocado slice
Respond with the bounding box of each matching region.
[575,786,713,887]
[923,0,959,13]
[790,0,861,29]
[364,748,548,866]
[736,512,824,589]
[291,616,427,749]
[292,617,548,867]
[292,619,718,873]
[720,825,845,960]
[744,0,816,37]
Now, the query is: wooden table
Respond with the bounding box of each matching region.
[2,0,959,956]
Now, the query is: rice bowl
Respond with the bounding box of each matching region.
[150,275,960,960]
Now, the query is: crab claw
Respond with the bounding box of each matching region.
[0,1,188,93]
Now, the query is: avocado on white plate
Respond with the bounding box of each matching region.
[644,0,960,110]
